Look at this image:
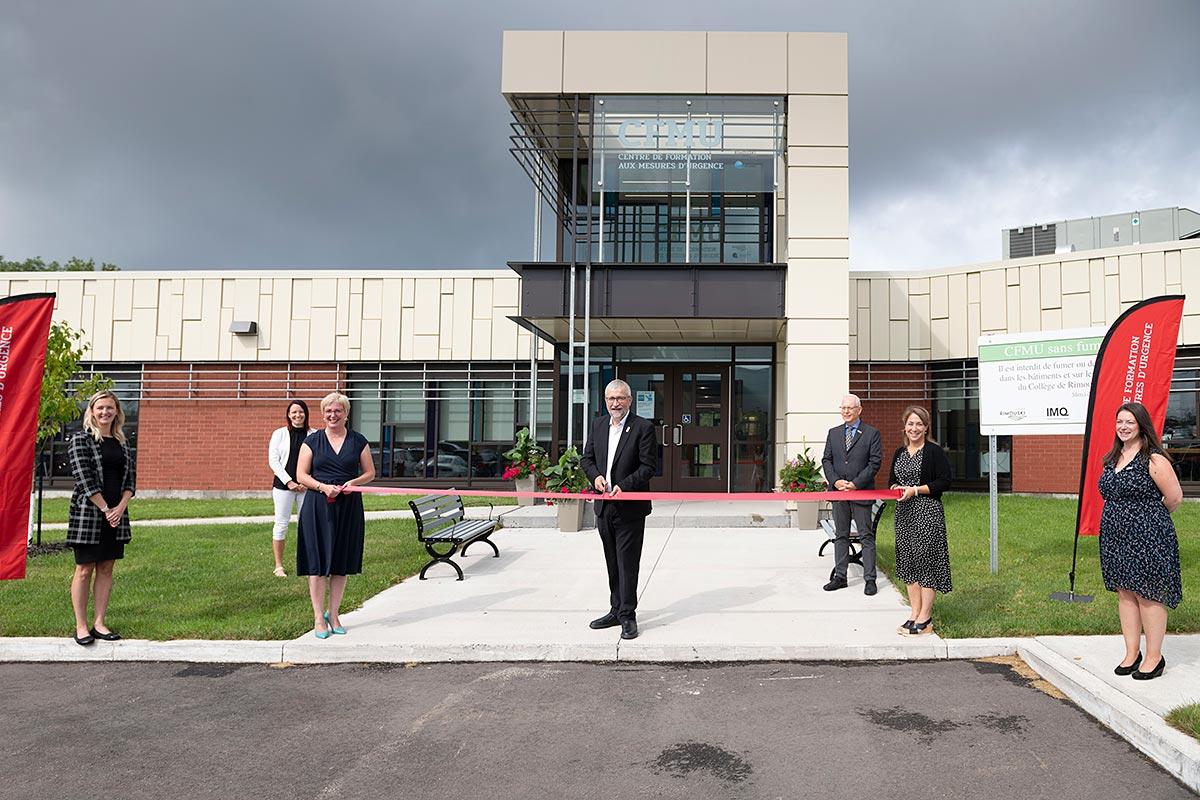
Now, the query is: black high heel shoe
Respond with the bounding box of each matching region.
[909,618,933,636]
[1131,656,1165,681]
[1113,652,1141,676]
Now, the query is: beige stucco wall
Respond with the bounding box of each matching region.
[0,270,554,363]
[848,240,1200,361]
[783,33,850,467]
[502,30,844,97]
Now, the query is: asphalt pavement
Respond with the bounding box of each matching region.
[2,659,1193,800]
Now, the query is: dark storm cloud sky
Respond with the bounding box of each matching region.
[1,0,1197,271]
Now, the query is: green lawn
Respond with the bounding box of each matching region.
[10,492,1198,641]
[1165,704,1200,740]
[32,493,511,524]
[875,494,1200,638]
[3,520,430,640]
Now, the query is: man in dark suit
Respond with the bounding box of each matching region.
[821,393,883,595]
[580,378,658,640]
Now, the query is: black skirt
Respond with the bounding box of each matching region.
[73,523,125,565]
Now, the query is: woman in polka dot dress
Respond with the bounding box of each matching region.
[888,405,953,637]
[1099,402,1183,681]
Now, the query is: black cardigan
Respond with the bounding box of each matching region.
[887,440,953,499]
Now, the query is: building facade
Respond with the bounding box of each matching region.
[3,31,1199,495]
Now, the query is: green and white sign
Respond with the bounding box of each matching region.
[978,327,1104,435]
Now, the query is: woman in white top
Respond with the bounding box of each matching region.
[267,400,315,577]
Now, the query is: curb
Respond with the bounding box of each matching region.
[0,635,1020,665]
[1017,639,1200,794]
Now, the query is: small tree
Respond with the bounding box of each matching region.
[39,321,112,444]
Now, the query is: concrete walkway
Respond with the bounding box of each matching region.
[36,505,504,530]
[4,520,1198,790]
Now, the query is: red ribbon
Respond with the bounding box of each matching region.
[337,485,899,503]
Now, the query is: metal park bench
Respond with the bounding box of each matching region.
[818,499,888,570]
[408,494,500,581]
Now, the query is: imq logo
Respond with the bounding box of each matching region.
[617,118,723,149]
[1047,407,1070,418]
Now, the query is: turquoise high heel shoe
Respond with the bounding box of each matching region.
[324,611,347,635]
[314,627,331,640]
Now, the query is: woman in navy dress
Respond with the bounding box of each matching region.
[1098,402,1183,681]
[296,392,375,638]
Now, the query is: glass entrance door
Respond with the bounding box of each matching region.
[675,367,727,492]
[622,365,729,492]
[622,370,669,492]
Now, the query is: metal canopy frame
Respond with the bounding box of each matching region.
[509,93,597,450]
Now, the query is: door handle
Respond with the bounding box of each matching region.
[673,424,683,446]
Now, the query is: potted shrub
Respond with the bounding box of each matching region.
[501,427,548,506]
[778,446,827,529]
[542,446,592,532]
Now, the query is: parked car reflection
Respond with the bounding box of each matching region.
[390,446,424,477]
[470,445,501,478]
[416,453,469,478]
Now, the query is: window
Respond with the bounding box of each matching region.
[586,95,784,265]
[348,362,554,483]
[47,364,143,484]
[1164,355,1200,486]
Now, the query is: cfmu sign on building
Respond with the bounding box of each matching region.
[615,118,723,149]
[978,329,1105,436]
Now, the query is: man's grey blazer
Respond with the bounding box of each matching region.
[820,422,882,501]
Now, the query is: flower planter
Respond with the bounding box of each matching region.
[788,499,820,530]
[557,498,585,532]
[514,475,537,506]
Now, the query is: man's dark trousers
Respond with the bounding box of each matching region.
[597,508,644,621]
[831,500,876,582]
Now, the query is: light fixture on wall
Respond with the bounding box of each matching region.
[229,320,258,335]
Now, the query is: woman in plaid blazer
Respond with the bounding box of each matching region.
[66,390,136,646]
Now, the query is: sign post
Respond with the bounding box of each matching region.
[977,327,1105,575]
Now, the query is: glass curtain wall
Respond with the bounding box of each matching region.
[929,360,1009,491]
[558,345,773,491]
[348,363,553,483]
[732,361,772,492]
[587,95,784,265]
[48,363,143,483]
[1163,349,1200,487]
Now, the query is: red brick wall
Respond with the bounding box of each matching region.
[135,363,341,490]
[850,362,930,474]
[1011,434,1084,494]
